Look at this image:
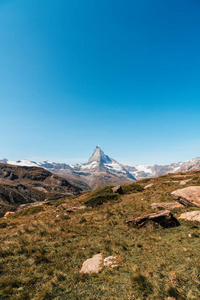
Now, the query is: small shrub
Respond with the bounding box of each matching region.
[122,183,144,194]
[0,221,8,228]
[131,273,153,297]
[53,199,66,207]
[167,286,186,300]
[139,178,152,183]
[14,205,44,217]
[84,186,119,207]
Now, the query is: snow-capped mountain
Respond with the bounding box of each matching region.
[122,158,200,179]
[2,147,200,190]
[0,146,136,190]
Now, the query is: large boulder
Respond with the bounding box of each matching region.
[179,211,200,222]
[80,253,103,274]
[171,186,200,207]
[126,210,180,228]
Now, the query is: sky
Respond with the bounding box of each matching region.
[1,0,200,166]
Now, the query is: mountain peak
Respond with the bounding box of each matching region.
[88,146,112,164]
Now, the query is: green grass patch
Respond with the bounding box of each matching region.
[14,205,44,217]
[84,186,119,207]
[121,183,144,194]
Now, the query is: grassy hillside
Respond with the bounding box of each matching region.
[1,171,200,299]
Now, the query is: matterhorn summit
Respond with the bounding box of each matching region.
[88,146,113,164]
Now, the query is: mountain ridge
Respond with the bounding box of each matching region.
[1,146,200,189]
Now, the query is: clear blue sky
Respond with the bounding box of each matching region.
[1,0,200,165]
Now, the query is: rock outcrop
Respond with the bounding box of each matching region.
[126,210,180,228]
[111,185,123,194]
[171,186,200,207]
[179,211,200,222]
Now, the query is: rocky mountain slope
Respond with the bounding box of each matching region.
[0,163,81,217]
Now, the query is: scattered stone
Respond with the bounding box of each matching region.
[80,253,103,274]
[173,175,192,178]
[179,211,200,223]
[144,183,154,189]
[111,185,123,194]
[126,210,180,228]
[44,201,53,205]
[4,211,15,217]
[66,209,74,214]
[150,202,184,210]
[72,206,86,210]
[171,186,200,207]
[104,256,119,268]
[180,179,192,186]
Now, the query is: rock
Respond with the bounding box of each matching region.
[4,211,15,217]
[72,206,86,210]
[179,211,200,222]
[173,175,191,178]
[144,183,154,189]
[111,185,123,194]
[150,202,184,210]
[171,186,200,207]
[104,256,119,268]
[44,201,53,205]
[80,253,103,274]
[66,209,74,214]
[180,179,192,186]
[126,210,180,228]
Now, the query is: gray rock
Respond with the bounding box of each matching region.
[180,179,192,186]
[80,253,103,274]
[179,211,200,222]
[144,183,154,189]
[111,185,123,194]
[171,186,200,207]
[126,210,180,228]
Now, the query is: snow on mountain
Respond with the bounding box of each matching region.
[0,146,136,190]
[2,148,200,189]
[6,160,38,167]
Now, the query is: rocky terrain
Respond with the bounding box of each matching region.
[0,163,81,217]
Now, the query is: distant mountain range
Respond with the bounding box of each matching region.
[1,146,200,190]
[0,163,81,217]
